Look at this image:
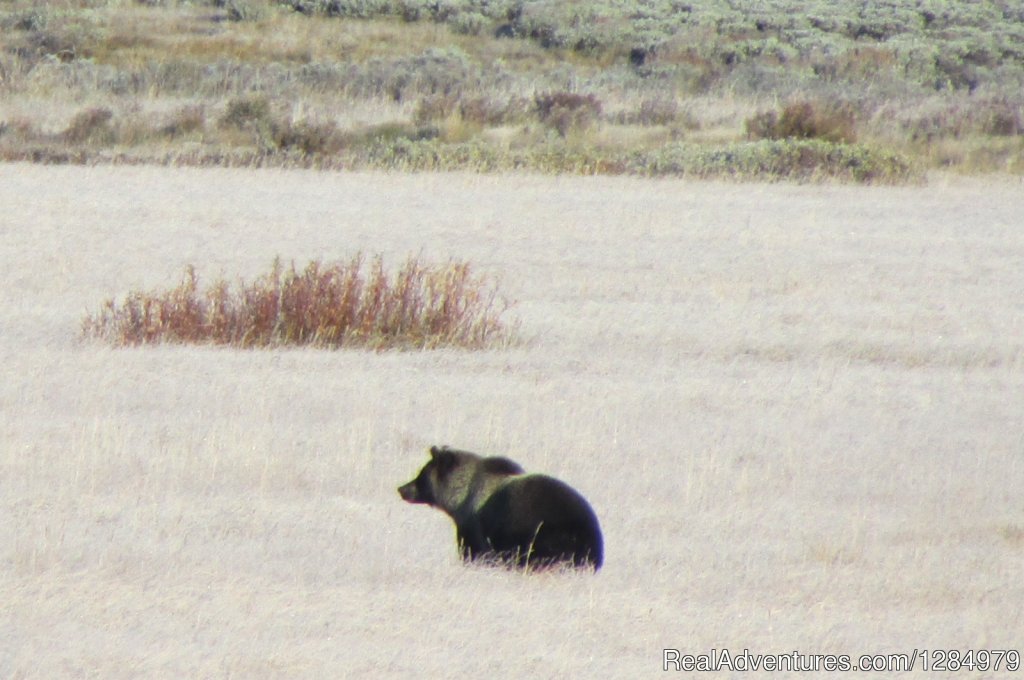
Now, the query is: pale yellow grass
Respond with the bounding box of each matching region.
[1,165,1022,677]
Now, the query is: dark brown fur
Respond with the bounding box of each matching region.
[398,445,603,571]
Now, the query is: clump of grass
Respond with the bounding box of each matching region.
[82,254,516,350]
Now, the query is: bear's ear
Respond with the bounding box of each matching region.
[430,448,459,478]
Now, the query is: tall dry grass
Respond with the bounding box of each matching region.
[82,254,515,350]
[4,166,1024,677]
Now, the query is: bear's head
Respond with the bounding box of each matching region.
[397,445,524,508]
[397,445,462,506]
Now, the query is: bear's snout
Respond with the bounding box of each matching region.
[397,480,419,503]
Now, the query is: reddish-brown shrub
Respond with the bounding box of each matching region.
[82,255,516,350]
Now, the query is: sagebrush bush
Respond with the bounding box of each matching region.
[160,105,206,138]
[82,255,515,350]
[219,96,274,131]
[274,119,344,155]
[981,100,1023,137]
[221,0,271,22]
[630,97,681,127]
[0,117,37,144]
[63,107,115,144]
[534,92,602,137]
[746,101,857,144]
[415,93,528,127]
[218,97,349,155]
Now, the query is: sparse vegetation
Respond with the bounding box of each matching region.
[82,255,516,350]
[0,0,1022,179]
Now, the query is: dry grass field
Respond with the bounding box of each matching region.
[1,164,1022,677]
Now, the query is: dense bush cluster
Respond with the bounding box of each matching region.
[82,255,516,350]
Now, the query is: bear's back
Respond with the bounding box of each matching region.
[477,474,603,570]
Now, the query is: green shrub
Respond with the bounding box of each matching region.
[450,11,489,36]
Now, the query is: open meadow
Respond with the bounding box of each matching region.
[1,164,1023,677]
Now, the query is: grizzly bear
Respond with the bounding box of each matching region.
[398,445,603,571]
